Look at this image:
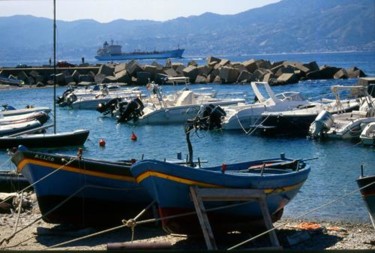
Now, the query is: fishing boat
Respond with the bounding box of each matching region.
[356,165,375,229]
[11,146,153,226]
[130,155,311,235]
[130,113,311,235]
[95,40,184,61]
[360,122,375,146]
[0,129,89,149]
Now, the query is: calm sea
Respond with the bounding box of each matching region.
[0,51,374,224]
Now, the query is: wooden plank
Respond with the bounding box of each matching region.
[190,186,217,250]
[189,186,280,250]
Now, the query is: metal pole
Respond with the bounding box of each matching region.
[53,0,56,133]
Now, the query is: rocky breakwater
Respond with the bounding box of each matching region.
[0,56,367,87]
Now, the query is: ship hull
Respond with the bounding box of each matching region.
[95,49,184,61]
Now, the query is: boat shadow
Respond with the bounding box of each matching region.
[34,222,342,250]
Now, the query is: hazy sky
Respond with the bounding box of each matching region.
[0,0,280,22]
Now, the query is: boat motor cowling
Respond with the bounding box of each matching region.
[117,97,144,123]
[195,104,226,130]
[97,98,122,115]
[308,110,334,138]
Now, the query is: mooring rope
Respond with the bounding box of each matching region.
[227,176,375,250]
[0,156,80,246]
[48,200,156,249]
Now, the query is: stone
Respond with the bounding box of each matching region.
[183,65,199,83]
[237,70,254,83]
[219,66,239,83]
[334,68,349,79]
[137,71,152,85]
[243,59,258,73]
[195,75,207,84]
[98,64,114,76]
[276,73,299,85]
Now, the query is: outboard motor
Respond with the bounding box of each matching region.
[56,88,75,106]
[97,98,122,116]
[195,104,226,130]
[117,97,144,123]
[308,110,334,139]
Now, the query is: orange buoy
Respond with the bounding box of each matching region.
[99,138,106,147]
[131,132,137,141]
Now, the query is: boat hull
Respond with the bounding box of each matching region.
[95,49,184,61]
[357,175,375,229]
[131,158,310,235]
[0,129,90,149]
[0,170,30,192]
[12,148,153,226]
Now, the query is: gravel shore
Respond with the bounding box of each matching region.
[0,199,374,251]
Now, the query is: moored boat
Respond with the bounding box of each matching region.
[0,129,89,149]
[95,40,184,61]
[360,122,375,146]
[11,146,153,226]
[0,120,43,137]
[130,155,311,235]
[356,165,375,229]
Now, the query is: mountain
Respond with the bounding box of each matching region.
[0,0,374,62]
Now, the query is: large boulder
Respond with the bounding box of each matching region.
[98,64,114,76]
[275,73,300,85]
[183,65,199,83]
[219,66,239,84]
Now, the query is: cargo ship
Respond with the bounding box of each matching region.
[95,40,184,61]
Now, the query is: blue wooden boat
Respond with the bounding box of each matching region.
[130,155,311,235]
[357,166,375,229]
[11,146,153,227]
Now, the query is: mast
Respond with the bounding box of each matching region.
[53,0,56,133]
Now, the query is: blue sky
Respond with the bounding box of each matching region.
[0,0,280,22]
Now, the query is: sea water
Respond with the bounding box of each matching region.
[0,51,374,223]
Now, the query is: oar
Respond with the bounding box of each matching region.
[7,124,54,137]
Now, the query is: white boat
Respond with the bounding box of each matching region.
[0,120,42,137]
[309,91,375,140]
[360,122,375,146]
[1,105,51,117]
[57,86,145,110]
[0,111,49,125]
[221,82,313,131]
[255,85,362,135]
[108,83,245,124]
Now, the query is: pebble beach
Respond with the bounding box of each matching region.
[0,196,374,251]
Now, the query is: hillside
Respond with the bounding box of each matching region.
[0,0,374,62]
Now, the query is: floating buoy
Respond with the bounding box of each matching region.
[221,163,227,173]
[131,132,137,141]
[99,138,106,147]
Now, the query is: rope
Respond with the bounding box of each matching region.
[0,156,12,169]
[0,155,79,246]
[227,176,375,250]
[48,201,156,249]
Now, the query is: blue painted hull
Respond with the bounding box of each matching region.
[357,175,375,229]
[95,48,184,61]
[11,148,152,226]
[131,157,310,234]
